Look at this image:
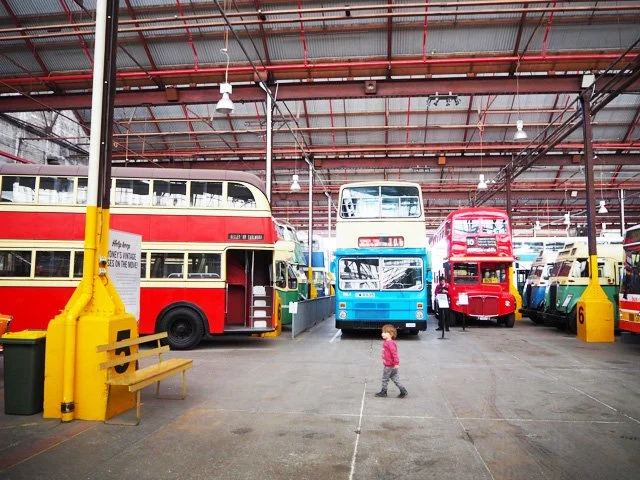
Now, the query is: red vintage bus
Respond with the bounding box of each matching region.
[0,164,282,349]
[620,223,640,334]
[429,207,516,327]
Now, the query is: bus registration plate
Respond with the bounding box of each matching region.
[406,323,416,327]
[477,316,491,320]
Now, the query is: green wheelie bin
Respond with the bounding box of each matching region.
[0,330,47,415]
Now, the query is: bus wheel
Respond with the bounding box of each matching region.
[567,310,577,335]
[505,313,516,328]
[160,307,204,350]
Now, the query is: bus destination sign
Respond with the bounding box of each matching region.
[228,233,264,241]
[467,236,497,253]
[358,236,405,248]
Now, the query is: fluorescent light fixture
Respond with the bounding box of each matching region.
[598,200,608,214]
[564,212,571,225]
[290,174,301,191]
[477,174,488,190]
[534,220,542,231]
[570,190,578,197]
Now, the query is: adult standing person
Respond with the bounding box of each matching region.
[435,277,450,331]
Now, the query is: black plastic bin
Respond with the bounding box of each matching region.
[0,331,47,415]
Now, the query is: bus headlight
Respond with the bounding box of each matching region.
[338,310,347,319]
[416,311,424,320]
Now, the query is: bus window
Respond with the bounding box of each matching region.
[187,252,221,278]
[74,251,84,277]
[153,180,187,207]
[228,182,256,209]
[287,265,298,289]
[38,176,75,204]
[114,178,151,206]
[77,177,88,205]
[191,181,223,207]
[35,251,71,277]
[0,250,31,277]
[1,176,36,203]
[453,263,478,284]
[150,252,184,278]
[381,258,423,290]
[275,261,286,288]
[339,257,380,290]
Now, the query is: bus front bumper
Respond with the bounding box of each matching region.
[335,320,427,331]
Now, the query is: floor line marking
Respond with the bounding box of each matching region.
[330,330,341,343]
[349,381,367,480]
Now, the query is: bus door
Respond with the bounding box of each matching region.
[225,249,274,329]
[226,249,247,327]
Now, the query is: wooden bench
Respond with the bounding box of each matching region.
[97,331,193,425]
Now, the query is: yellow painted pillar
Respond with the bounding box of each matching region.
[509,266,523,321]
[308,266,318,299]
[576,255,614,343]
[44,208,137,421]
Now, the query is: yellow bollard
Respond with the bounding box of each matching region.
[576,255,614,343]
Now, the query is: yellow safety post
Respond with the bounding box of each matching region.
[509,266,523,321]
[308,266,318,299]
[576,254,614,343]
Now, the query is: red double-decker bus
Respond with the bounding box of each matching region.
[429,207,516,327]
[0,164,282,349]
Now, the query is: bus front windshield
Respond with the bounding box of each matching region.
[452,218,508,235]
[340,186,421,219]
[622,251,640,296]
[339,257,423,291]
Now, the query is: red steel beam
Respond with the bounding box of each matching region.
[113,153,640,170]
[3,75,640,113]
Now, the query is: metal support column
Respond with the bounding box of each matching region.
[576,84,614,342]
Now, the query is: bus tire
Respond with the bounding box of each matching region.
[505,313,516,328]
[567,309,577,335]
[159,306,204,350]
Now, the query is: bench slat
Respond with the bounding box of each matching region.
[99,345,170,370]
[106,359,193,392]
[96,332,168,353]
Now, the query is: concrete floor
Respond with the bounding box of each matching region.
[1,317,640,480]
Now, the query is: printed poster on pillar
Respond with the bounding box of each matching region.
[109,229,142,321]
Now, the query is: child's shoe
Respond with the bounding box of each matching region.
[374,390,387,397]
[398,388,408,398]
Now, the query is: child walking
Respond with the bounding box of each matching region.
[375,324,408,398]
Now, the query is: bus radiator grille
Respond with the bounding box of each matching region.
[354,302,390,320]
[468,296,499,317]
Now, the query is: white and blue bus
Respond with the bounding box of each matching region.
[333,181,429,334]
[521,250,558,324]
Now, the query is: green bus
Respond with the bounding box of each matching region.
[274,220,308,325]
[543,242,623,333]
